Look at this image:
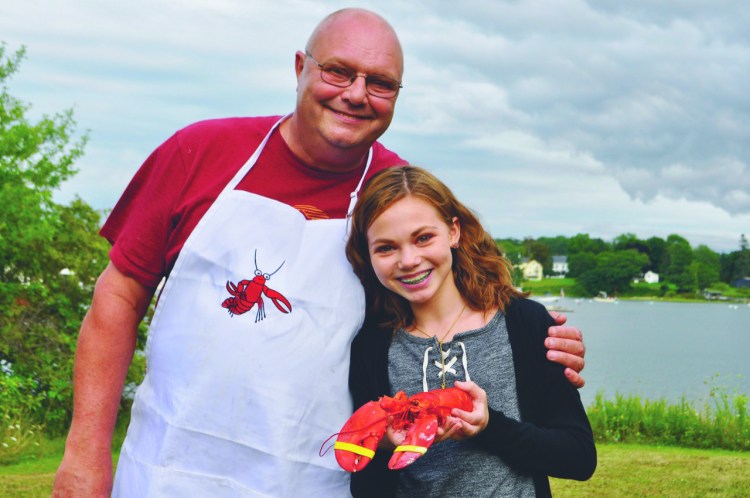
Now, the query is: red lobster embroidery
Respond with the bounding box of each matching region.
[221,250,292,322]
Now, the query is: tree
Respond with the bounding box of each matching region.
[691,245,720,290]
[578,250,649,296]
[495,238,523,264]
[523,238,552,274]
[537,235,568,256]
[568,233,609,255]
[613,233,647,253]
[663,234,695,292]
[0,44,112,434]
[646,236,667,274]
[568,252,596,278]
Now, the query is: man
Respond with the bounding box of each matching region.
[53,8,585,497]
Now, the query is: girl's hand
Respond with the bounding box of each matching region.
[436,380,489,441]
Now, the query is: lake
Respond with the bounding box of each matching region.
[550,299,750,408]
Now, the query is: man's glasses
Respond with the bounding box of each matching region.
[305,52,402,99]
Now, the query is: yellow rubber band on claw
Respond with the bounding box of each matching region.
[394,445,428,455]
[333,441,375,459]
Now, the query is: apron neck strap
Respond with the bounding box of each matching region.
[224,112,374,220]
[346,148,373,218]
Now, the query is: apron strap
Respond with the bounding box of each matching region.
[346,148,373,218]
[223,114,290,194]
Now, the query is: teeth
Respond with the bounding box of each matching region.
[400,271,430,285]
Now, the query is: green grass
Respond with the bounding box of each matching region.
[3,392,748,495]
[0,444,747,497]
[521,277,584,297]
[551,444,750,497]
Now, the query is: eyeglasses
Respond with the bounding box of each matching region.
[305,51,402,99]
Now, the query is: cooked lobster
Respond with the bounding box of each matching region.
[328,387,472,472]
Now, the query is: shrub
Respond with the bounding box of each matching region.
[587,390,750,451]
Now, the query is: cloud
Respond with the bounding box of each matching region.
[394,0,750,216]
[2,0,748,251]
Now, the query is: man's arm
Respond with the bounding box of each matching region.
[53,262,155,498]
[545,312,586,388]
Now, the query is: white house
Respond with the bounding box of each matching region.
[644,271,659,284]
[551,255,569,278]
[518,258,543,281]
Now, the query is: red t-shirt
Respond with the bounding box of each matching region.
[100,116,407,288]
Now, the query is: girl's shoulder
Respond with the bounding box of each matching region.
[505,296,554,322]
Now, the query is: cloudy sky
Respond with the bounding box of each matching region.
[3,0,749,253]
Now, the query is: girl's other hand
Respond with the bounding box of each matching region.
[437,380,489,441]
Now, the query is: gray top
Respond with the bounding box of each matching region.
[388,311,536,497]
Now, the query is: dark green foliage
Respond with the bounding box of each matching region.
[577,250,649,296]
[568,233,609,255]
[0,44,113,435]
[662,234,695,291]
[495,238,524,264]
[646,236,668,274]
[568,252,596,279]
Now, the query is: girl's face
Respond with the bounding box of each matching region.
[366,196,460,307]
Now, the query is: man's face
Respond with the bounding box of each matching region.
[293,14,403,164]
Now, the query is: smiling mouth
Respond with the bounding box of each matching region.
[398,270,432,285]
[329,107,372,121]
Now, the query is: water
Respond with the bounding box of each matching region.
[553,299,750,408]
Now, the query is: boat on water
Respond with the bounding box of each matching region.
[593,291,618,303]
[532,289,574,312]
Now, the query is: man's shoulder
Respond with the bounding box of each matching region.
[175,115,282,142]
[371,140,407,164]
[367,141,408,178]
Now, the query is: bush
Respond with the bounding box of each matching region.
[0,411,43,465]
[587,389,750,451]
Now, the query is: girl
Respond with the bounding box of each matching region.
[345,166,596,497]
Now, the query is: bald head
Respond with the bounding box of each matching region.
[306,8,404,77]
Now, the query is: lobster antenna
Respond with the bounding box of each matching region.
[254,249,284,276]
[269,260,285,276]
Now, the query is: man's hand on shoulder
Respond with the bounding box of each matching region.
[545,312,586,388]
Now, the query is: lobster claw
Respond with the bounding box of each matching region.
[263,287,292,314]
[334,400,389,472]
[388,413,439,470]
[388,388,473,470]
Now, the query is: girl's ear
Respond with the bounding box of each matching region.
[450,217,460,247]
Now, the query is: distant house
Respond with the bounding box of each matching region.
[518,258,543,281]
[551,255,569,278]
[644,271,659,284]
[703,289,725,300]
[732,277,750,289]
[634,271,660,284]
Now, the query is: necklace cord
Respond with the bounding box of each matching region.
[412,304,467,389]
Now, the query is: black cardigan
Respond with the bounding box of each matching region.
[348,297,596,497]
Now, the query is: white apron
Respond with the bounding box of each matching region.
[113,116,368,497]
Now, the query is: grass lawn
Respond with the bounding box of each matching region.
[1,444,748,497]
[551,444,750,497]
